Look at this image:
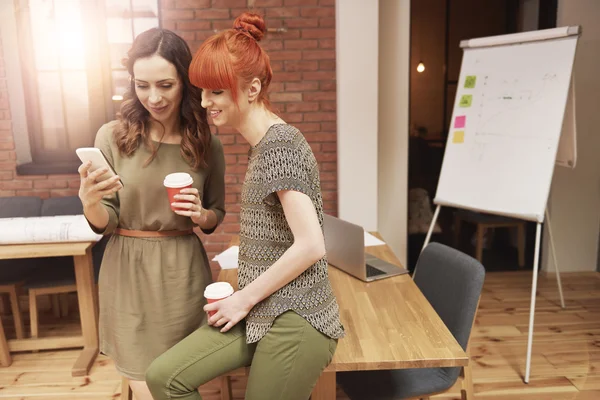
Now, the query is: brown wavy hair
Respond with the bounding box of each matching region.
[114,28,211,169]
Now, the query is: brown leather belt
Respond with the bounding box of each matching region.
[114,228,194,238]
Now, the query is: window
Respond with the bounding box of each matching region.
[12,0,160,175]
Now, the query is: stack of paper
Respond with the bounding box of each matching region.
[364,231,386,246]
[212,246,239,269]
[0,214,102,244]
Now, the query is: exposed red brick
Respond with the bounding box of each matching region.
[303,50,335,60]
[319,60,336,70]
[254,0,283,6]
[285,81,319,92]
[301,28,335,39]
[319,17,335,28]
[320,101,336,111]
[33,179,68,189]
[285,0,318,5]
[284,39,318,50]
[270,92,302,102]
[175,0,210,8]
[177,20,212,30]
[0,180,32,190]
[211,0,246,8]
[300,7,334,18]
[161,9,194,20]
[303,71,335,80]
[319,81,336,91]
[261,40,284,51]
[16,190,51,199]
[304,92,335,101]
[284,19,319,29]
[286,102,319,112]
[284,60,318,72]
[268,51,302,61]
[319,38,335,49]
[195,9,230,19]
[266,7,300,18]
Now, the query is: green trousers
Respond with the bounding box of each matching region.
[146,311,338,400]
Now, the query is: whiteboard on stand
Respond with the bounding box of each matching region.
[434,26,580,223]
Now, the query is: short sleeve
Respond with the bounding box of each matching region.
[260,139,318,205]
[201,135,226,234]
[86,122,120,235]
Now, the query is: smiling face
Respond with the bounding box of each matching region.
[133,54,183,124]
[200,87,247,128]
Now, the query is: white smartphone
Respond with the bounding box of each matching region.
[76,147,123,186]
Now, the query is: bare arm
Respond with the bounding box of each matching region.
[241,190,325,306]
[84,202,110,232]
[205,189,325,332]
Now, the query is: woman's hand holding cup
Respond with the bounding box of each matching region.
[164,172,207,224]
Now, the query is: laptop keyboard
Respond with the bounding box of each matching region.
[366,263,386,278]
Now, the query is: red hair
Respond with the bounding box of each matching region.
[189,12,273,110]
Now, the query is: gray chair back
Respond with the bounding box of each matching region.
[413,243,485,379]
[0,196,42,218]
[41,196,83,216]
[414,242,485,350]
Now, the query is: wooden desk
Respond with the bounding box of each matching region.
[219,234,468,399]
[0,242,99,376]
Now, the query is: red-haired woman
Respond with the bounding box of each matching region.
[146,12,344,400]
[78,28,226,400]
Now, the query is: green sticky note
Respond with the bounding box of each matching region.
[465,75,477,88]
[459,95,472,107]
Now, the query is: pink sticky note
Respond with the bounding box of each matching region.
[454,116,466,129]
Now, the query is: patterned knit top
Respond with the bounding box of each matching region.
[239,123,345,343]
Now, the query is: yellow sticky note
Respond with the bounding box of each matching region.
[453,131,465,144]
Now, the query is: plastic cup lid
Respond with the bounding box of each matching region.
[163,172,193,188]
[204,282,234,299]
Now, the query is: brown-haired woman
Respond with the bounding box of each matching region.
[77,28,226,400]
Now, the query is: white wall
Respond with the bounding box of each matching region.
[378,0,410,266]
[335,0,379,230]
[542,0,600,272]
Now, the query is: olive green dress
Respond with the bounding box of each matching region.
[88,121,226,380]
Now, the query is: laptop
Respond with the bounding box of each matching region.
[322,214,409,282]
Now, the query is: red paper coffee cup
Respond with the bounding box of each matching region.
[163,172,193,211]
[204,282,234,318]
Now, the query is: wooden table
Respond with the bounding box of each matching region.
[220,234,468,399]
[0,242,99,376]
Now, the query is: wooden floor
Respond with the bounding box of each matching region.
[0,271,598,399]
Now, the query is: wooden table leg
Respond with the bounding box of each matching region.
[72,248,99,377]
[0,314,12,367]
[121,376,133,400]
[311,371,336,400]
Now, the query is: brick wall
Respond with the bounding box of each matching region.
[0,0,337,274]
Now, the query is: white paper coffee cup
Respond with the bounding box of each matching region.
[204,282,235,317]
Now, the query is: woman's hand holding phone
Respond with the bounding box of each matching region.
[78,161,122,208]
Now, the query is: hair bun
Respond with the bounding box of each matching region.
[233,12,266,42]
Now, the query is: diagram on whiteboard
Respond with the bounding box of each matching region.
[473,72,560,143]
